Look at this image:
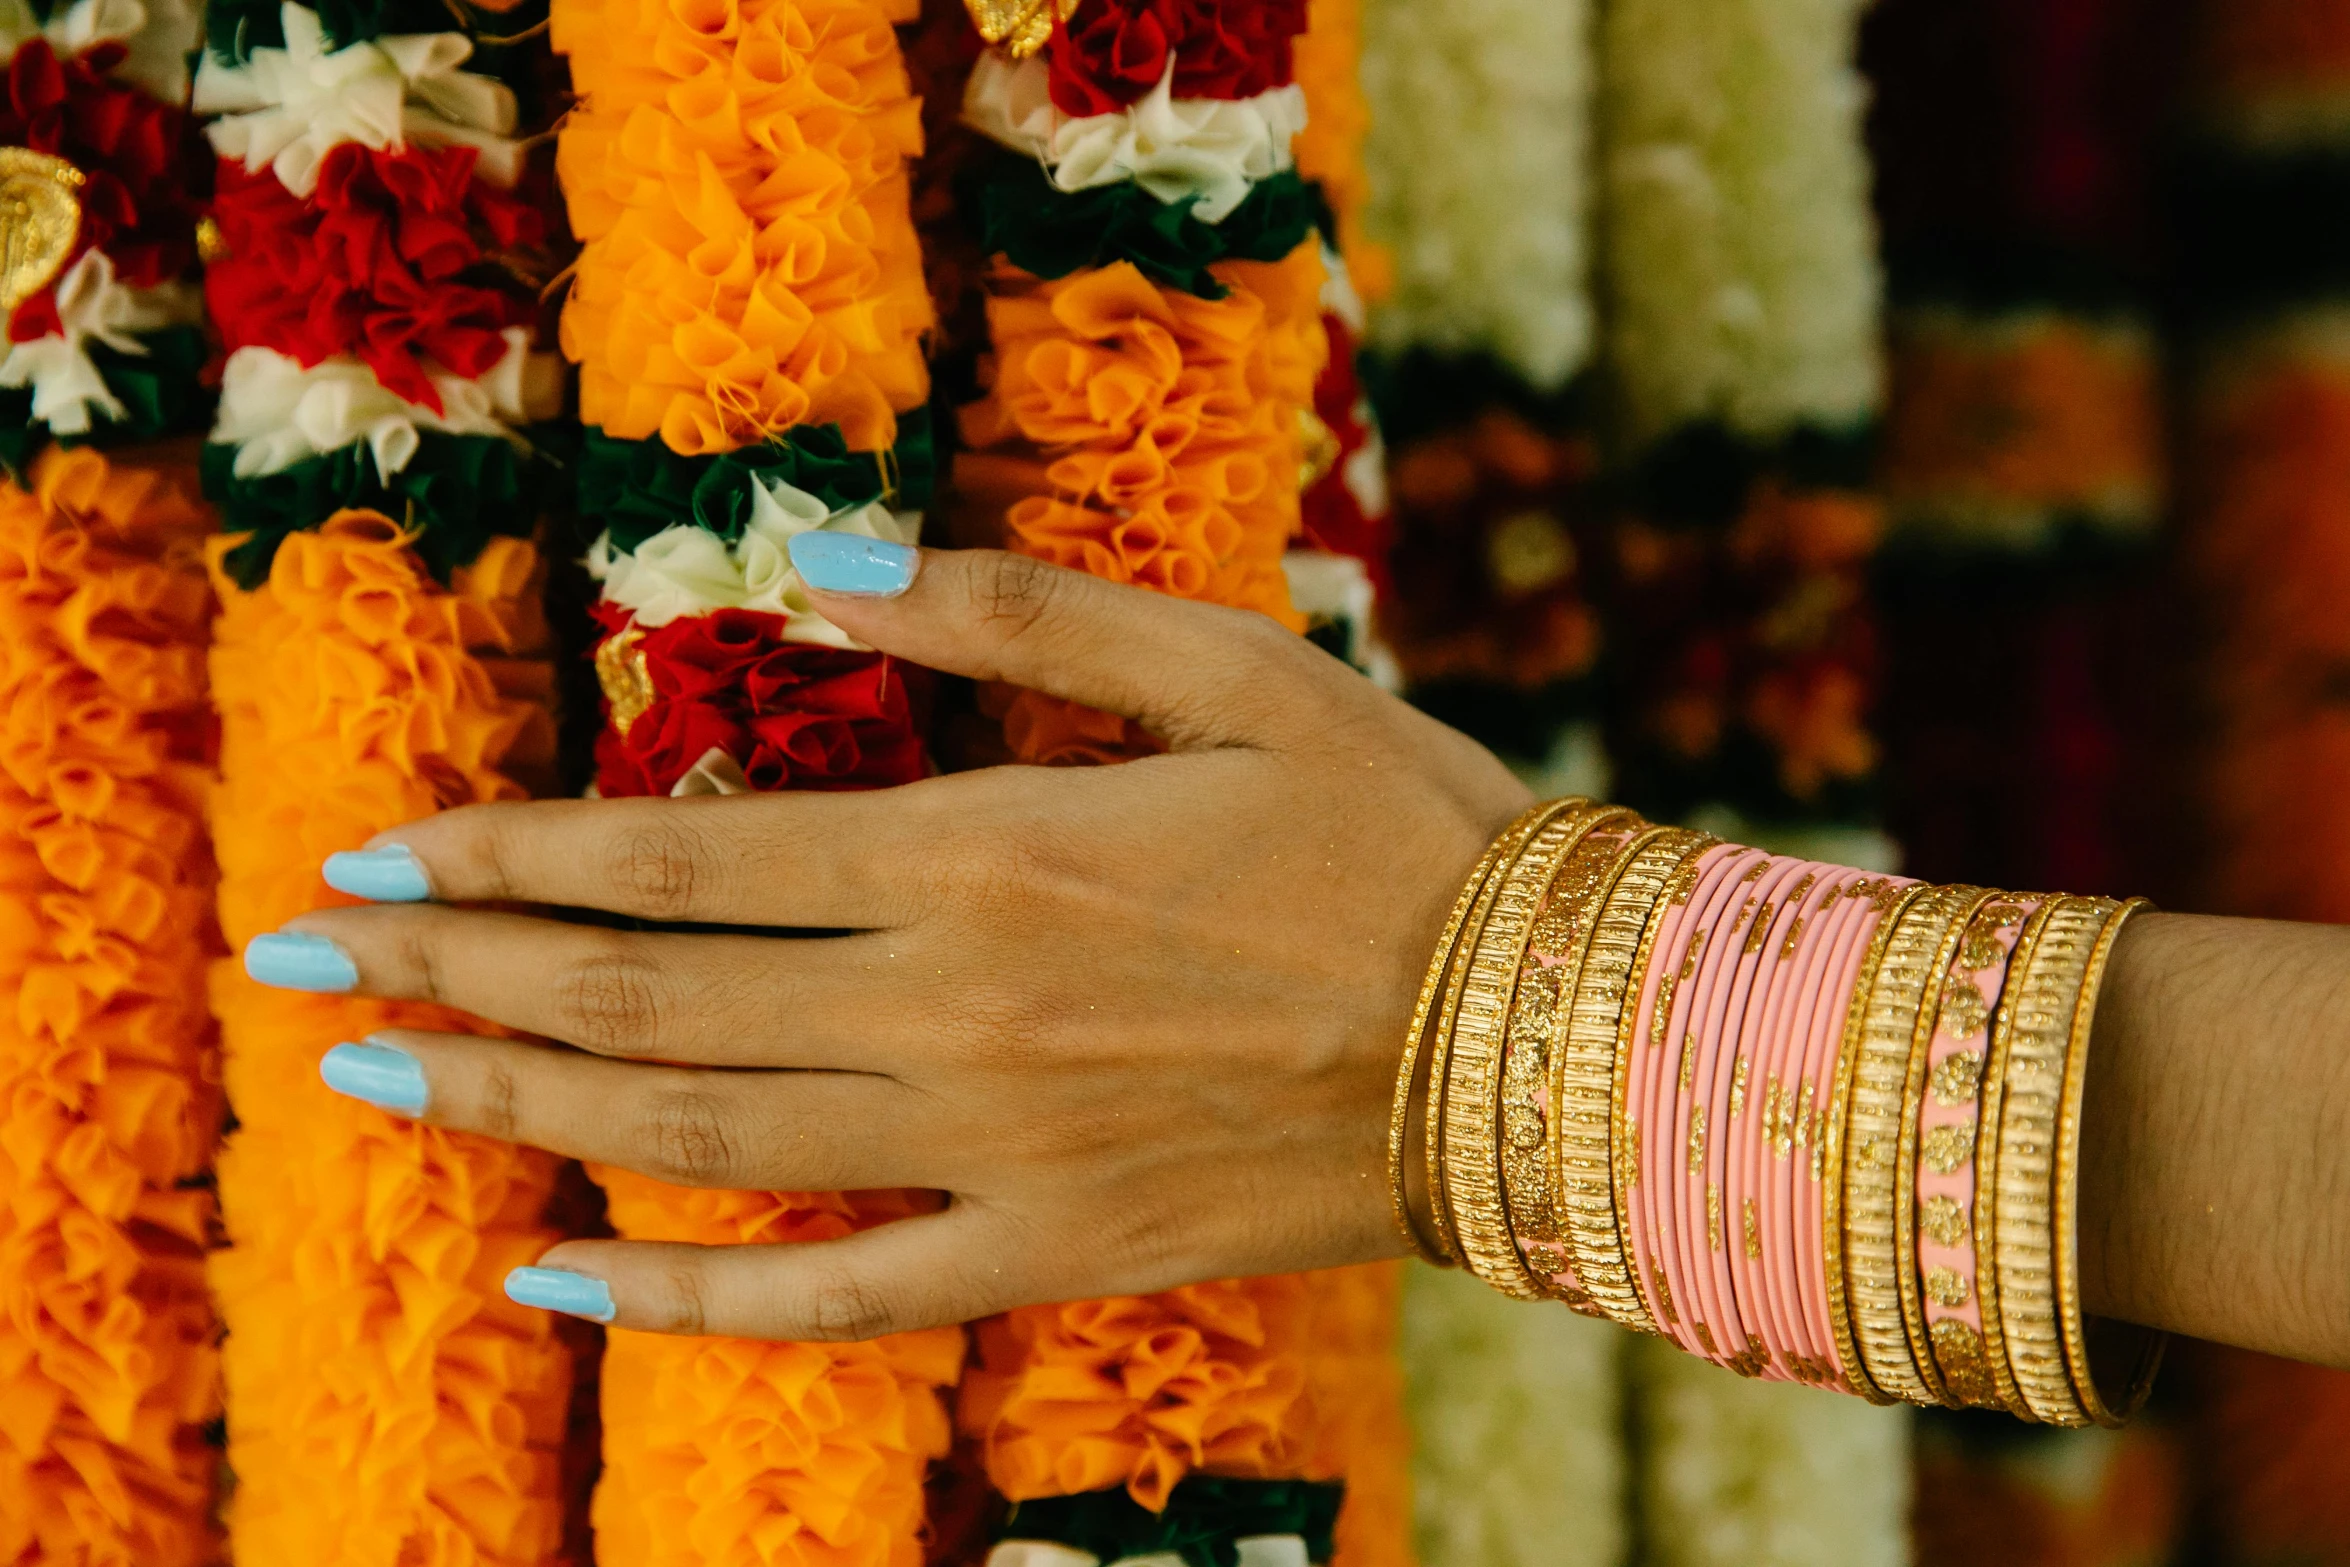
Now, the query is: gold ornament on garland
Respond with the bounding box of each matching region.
[0,148,85,313]
[962,0,1078,57]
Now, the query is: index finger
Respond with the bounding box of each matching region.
[326,788,935,927]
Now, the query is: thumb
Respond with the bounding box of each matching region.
[787,537,1315,750]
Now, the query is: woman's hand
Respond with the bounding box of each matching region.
[247,548,1532,1339]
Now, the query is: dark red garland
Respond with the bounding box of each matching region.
[2,39,208,341]
[1044,0,1310,116]
[592,604,931,798]
[1298,313,1394,598]
[206,143,544,411]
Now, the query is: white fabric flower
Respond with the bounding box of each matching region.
[0,249,202,436]
[193,2,521,197]
[586,480,921,648]
[211,328,561,477]
[0,0,200,100]
[962,48,1304,224]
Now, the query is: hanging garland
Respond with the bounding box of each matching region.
[0,446,222,1567]
[0,2,220,1555]
[947,6,1401,1565]
[549,0,968,1558]
[196,0,584,1558]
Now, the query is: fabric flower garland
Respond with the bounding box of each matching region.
[0,447,222,1567]
[196,2,583,1559]
[549,0,967,1560]
[947,5,1407,1565]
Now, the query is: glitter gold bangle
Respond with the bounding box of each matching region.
[1546,824,1706,1329]
[1895,888,1998,1408]
[1991,896,2113,1424]
[1444,801,1610,1300]
[1850,884,1992,1407]
[1391,808,1554,1265]
[1821,880,1928,1405]
[2055,897,2167,1428]
[1497,805,1643,1310]
[1421,801,1563,1266]
[1972,898,2055,1418]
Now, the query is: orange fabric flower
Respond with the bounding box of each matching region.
[0,447,221,1567]
[206,512,576,1567]
[554,0,937,455]
[1304,1265,1412,1567]
[1289,0,1391,304]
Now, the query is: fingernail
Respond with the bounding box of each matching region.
[505,1266,616,1323]
[244,931,359,993]
[788,532,917,596]
[323,844,431,903]
[319,1040,427,1115]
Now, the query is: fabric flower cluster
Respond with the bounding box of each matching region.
[0,447,221,1567]
[205,512,575,1566]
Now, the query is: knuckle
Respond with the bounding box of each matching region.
[476,1054,521,1142]
[633,1086,741,1187]
[555,943,664,1053]
[971,553,1061,647]
[601,817,706,921]
[661,1261,708,1336]
[801,1270,900,1341]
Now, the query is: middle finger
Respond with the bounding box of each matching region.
[253,904,923,1072]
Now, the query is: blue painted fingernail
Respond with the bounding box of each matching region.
[244,932,359,993]
[506,1266,616,1323]
[323,844,431,903]
[788,532,917,596]
[319,1040,427,1115]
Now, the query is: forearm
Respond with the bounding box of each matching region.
[2081,912,2350,1368]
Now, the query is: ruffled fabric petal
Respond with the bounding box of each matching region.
[552,0,936,454]
[0,0,202,101]
[0,445,221,1567]
[0,251,204,438]
[210,332,561,478]
[193,2,523,197]
[207,512,575,1566]
[964,51,1305,225]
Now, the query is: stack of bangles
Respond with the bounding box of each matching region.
[1390,797,2169,1425]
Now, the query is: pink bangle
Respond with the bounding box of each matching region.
[1641,845,1762,1356]
[1913,895,2037,1408]
[1747,865,1847,1379]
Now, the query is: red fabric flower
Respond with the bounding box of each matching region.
[592,605,931,798]
[0,40,208,340]
[1044,0,1310,116]
[205,143,545,410]
[1299,313,1394,594]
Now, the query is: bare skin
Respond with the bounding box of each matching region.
[264,547,2350,1371]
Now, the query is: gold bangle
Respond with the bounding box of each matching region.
[2054,896,2166,1427]
[1848,884,1992,1406]
[1972,899,2056,1418]
[1547,824,1705,1329]
[1990,896,2113,1423]
[1391,810,1543,1265]
[1895,887,1999,1409]
[1497,806,1642,1310]
[1420,802,1564,1266]
[1442,801,1607,1300]
[1821,879,1929,1405]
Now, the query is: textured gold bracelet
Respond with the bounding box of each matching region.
[1991,896,2113,1423]
[1443,802,1608,1300]
[1390,806,1552,1265]
[1821,879,1928,1405]
[2055,897,2166,1427]
[1420,802,1561,1266]
[1496,805,1641,1311]
[1846,884,1991,1406]
[1972,899,2055,1418]
[1894,887,1998,1409]
[1547,824,1706,1330]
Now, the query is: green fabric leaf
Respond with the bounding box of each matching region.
[207,0,552,66]
[205,430,555,589]
[576,408,932,554]
[998,1478,1345,1567]
[0,325,218,484]
[973,159,1327,299]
